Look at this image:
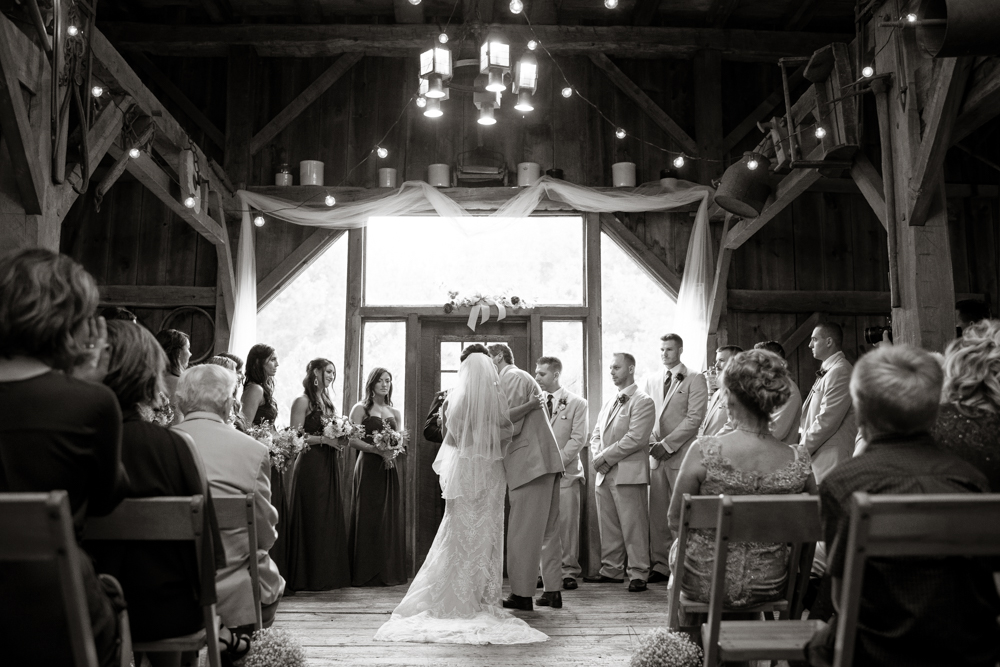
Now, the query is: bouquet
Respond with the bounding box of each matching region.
[241,627,307,667]
[322,414,364,442]
[372,418,407,469]
[245,423,274,448]
[629,628,702,667]
[270,427,307,474]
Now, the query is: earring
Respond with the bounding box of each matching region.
[314,378,319,387]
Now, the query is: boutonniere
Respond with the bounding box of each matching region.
[617,394,629,405]
[676,373,686,384]
[558,397,568,410]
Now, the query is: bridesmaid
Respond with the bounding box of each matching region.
[348,367,407,586]
[286,359,352,591]
[154,329,190,424]
[240,343,290,576]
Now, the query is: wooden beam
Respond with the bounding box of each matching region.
[342,228,364,413]
[199,0,231,23]
[127,51,225,149]
[97,23,852,61]
[294,0,324,22]
[588,53,698,156]
[707,214,734,338]
[225,46,257,190]
[724,161,823,250]
[0,14,45,215]
[951,57,1000,145]
[706,0,740,28]
[722,66,805,154]
[99,285,217,308]
[209,190,235,353]
[631,0,662,26]
[906,57,973,226]
[694,49,724,184]
[783,0,819,30]
[584,212,602,577]
[257,228,346,309]
[728,289,984,314]
[600,213,681,298]
[849,151,887,231]
[779,312,823,354]
[249,53,362,157]
[393,0,424,23]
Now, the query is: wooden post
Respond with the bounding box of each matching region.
[224,46,257,190]
[340,227,365,528]
[694,50,724,186]
[584,212,603,576]
[403,312,420,575]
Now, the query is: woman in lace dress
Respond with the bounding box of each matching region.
[667,349,817,608]
[374,346,547,644]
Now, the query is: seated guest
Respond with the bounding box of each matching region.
[753,340,802,443]
[668,349,816,608]
[0,248,128,667]
[173,365,285,634]
[809,345,1000,667]
[86,321,243,667]
[932,319,1000,491]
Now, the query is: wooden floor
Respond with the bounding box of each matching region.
[273,579,672,666]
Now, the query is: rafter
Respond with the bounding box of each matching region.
[258,229,346,309]
[600,213,681,298]
[783,0,819,30]
[588,53,698,156]
[0,14,45,215]
[849,151,887,231]
[951,57,1000,145]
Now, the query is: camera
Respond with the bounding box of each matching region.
[864,317,893,346]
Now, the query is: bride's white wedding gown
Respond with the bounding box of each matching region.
[374,356,547,645]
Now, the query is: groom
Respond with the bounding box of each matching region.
[488,343,565,611]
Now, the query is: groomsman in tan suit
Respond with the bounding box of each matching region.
[535,356,589,591]
[800,323,855,482]
[698,345,742,437]
[488,343,566,611]
[642,333,708,583]
[584,353,656,592]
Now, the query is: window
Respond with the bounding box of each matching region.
[361,321,407,420]
[541,321,584,396]
[439,339,495,391]
[364,216,584,306]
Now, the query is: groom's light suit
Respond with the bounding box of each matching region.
[498,364,566,597]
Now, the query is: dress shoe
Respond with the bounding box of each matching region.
[502,593,533,611]
[562,577,578,590]
[536,591,563,608]
[646,570,670,584]
[582,575,624,584]
[536,575,543,589]
[628,579,648,592]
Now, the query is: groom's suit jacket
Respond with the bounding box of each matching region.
[642,363,708,476]
[590,384,655,487]
[546,387,589,488]
[800,351,855,482]
[498,365,564,490]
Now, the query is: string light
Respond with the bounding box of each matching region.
[673,155,685,169]
[183,196,196,209]
[128,147,141,159]
[253,215,265,227]
[862,65,874,78]
[527,40,538,51]
[510,0,523,14]
[615,128,626,139]
[67,25,79,36]
[376,146,389,159]
[604,0,618,8]
[324,195,336,206]
[91,85,104,98]
[561,86,573,98]
[438,33,448,44]
[815,126,827,139]
[747,157,759,170]
[416,96,427,108]
[906,12,917,22]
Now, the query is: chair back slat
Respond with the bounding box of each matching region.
[212,493,262,631]
[683,495,722,530]
[725,495,822,543]
[83,496,204,541]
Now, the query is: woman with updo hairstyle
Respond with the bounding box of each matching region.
[0,249,127,667]
[285,359,352,591]
[932,319,1000,490]
[667,349,816,610]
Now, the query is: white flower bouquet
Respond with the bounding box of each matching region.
[372,418,407,469]
[322,414,364,442]
[241,627,307,667]
[630,627,703,667]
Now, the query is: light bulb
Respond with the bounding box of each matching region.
[91,85,104,98]
[408,0,421,4]
[514,90,534,112]
[815,126,827,139]
[478,106,497,126]
[906,12,917,22]
[377,146,389,159]
[561,86,573,98]
[527,40,538,51]
[673,155,685,169]
[747,158,759,170]
[324,195,336,206]
[510,0,523,13]
[128,147,140,159]
[67,25,79,36]
[615,128,626,139]
[253,215,265,227]
[183,196,196,209]
[862,65,874,78]
[605,0,618,8]
[424,99,443,117]
[416,96,427,108]
[438,33,448,44]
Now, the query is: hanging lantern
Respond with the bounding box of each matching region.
[480,31,511,93]
[514,90,534,112]
[512,52,538,113]
[423,98,443,117]
[478,106,497,125]
[420,42,453,98]
[474,73,501,124]
[714,152,772,218]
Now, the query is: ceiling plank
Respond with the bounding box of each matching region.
[951,57,1000,145]
[631,0,661,26]
[722,65,805,154]
[706,0,740,28]
[588,53,698,156]
[600,212,681,298]
[99,285,217,308]
[294,0,324,23]
[97,22,852,62]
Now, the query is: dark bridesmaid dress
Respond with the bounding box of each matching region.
[349,413,406,586]
[253,399,289,577]
[285,409,351,591]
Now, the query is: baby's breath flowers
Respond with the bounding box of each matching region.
[630,627,702,667]
[242,627,307,667]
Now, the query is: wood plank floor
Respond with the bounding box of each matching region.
[273,579,672,666]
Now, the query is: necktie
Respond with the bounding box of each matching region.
[663,370,673,400]
[546,394,554,418]
[606,395,624,428]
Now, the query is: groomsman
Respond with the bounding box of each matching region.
[584,353,656,592]
[699,345,742,437]
[535,356,588,591]
[642,334,708,583]
[753,341,802,443]
[488,343,565,611]
[800,323,855,482]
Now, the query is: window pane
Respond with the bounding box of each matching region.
[365,216,584,306]
[362,321,407,423]
[440,371,459,392]
[257,234,347,426]
[440,342,462,371]
[541,321,584,397]
[601,232,677,403]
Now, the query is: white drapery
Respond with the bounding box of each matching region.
[231,176,716,370]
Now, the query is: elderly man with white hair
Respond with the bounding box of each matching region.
[173,364,285,634]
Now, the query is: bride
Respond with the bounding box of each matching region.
[374,347,548,644]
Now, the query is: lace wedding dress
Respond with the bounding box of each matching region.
[374,355,548,645]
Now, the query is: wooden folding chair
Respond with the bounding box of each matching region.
[667,494,815,631]
[833,492,1000,667]
[213,493,262,630]
[0,491,100,667]
[83,495,222,667]
[701,494,825,666]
